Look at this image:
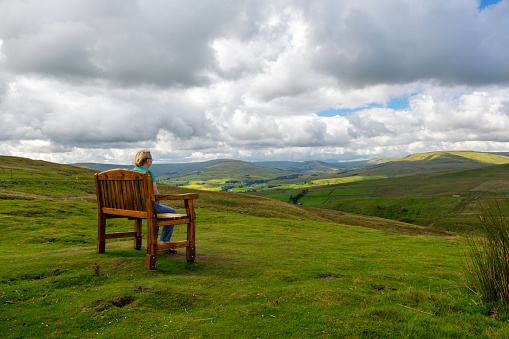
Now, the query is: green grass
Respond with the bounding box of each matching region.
[156,151,509,194]
[160,160,297,191]
[321,197,461,226]
[2,156,509,337]
[255,163,509,233]
[3,207,509,338]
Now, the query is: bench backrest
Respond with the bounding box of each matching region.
[94,169,155,219]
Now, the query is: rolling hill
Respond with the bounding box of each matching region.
[0,154,446,237]
[2,155,96,178]
[160,159,303,191]
[251,158,393,174]
[255,161,509,232]
[335,151,509,179]
[75,158,388,177]
[159,151,509,193]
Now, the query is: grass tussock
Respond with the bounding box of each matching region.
[465,199,509,308]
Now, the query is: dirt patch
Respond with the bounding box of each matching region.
[110,295,135,308]
[372,285,396,292]
[316,274,345,279]
[93,295,136,312]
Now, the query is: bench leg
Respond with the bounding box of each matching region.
[98,240,105,253]
[134,219,142,250]
[186,246,195,263]
[146,254,157,269]
[97,214,106,253]
[186,219,196,263]
[146,219,157,269]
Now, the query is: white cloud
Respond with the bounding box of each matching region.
[1,0,509,164]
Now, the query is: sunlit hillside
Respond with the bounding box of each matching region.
[256,161,509,233]
[337,151,509,178]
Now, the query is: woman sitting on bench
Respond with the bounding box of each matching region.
[133,149,178,254]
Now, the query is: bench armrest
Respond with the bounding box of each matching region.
[156,193,199,200]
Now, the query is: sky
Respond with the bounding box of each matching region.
[1,0,509,164]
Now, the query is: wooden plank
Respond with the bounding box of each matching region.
[135,179,146,211]
[106,180,115,208]
[156,193,199,200]
[118,181,126,210]
[156,213,189,220]
[157,218,190,226]
[102,207,148,219]
[96,169,144,181]
[126,180,136,211]
[105,231,137,239]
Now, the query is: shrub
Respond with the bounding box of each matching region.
[289,189,308,204]
[465,199,509,307]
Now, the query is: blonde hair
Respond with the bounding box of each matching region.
[133,149,152,167]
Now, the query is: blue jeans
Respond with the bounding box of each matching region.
[156,203,177,242]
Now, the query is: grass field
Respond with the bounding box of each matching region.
[255,163,509,234]
[156,151,509,195]
[3,203,509,338]
[2,156,509,337]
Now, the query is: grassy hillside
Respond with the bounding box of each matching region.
[2,156,509,337]
[5,156,509,337]
[336,151,509,179]
[256,162,509,233]
[159,160,303,192]
[77,158,398,192]
[1,156,97,200]
[147,151,509,194]
[2,156,96,179]
[251,159,394,174]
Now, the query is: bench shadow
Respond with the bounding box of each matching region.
[96,248,219,273]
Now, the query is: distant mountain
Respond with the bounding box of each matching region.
[76,158,392,177]
[75,151,508,182]
[75,160,225,177]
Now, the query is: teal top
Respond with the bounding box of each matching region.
[134,167,155,182]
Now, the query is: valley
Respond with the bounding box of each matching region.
[2,152,509,337]
[78,151,509,234]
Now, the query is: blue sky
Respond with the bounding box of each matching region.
[318,95,415,117]
[480,0,502,9]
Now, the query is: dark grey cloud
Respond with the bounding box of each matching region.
[0,0,254,87]
[306,0,509,87]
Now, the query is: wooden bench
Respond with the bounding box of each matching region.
[94,169,198,269]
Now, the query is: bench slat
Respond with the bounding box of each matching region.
[105,231,137,239]
[102,207,148,219]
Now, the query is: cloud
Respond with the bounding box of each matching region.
[0,0,250,87]
[1,0,509,164]
[307,0,509,87]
